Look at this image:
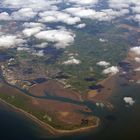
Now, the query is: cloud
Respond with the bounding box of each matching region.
[123,97,135,106]
[97,61,110,67]
[62,56,81,65]
[0,0,60,11]
[132,6,140,14]
[130,46,140,55]
[11,8,37,21]
[23,22,45,28]
[38,10,81,25]
[0,12,11,20]
[17,47,30,51]
[134,57,140,63]
[96,102,105,108]
[64,7,129,21]
[108,0,130,9]
[0,35,25,48]
[68,0,99,5]
[101,9,129,19]
[108,0,140,11]
[23,27,43,37]
[75,23,86,28]
[65,7,99,18]
[34,42,48,48]
[99,38,108,43]
[134,67,140,72]
[103,66,119,75]
[133,14,140,25]
[35,29,75,48]
[32,50,44,57]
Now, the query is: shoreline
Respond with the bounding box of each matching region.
[0,97,100,138]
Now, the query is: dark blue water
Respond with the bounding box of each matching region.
[0,102,47,140]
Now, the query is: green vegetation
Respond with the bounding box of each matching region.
[54,22,129,93]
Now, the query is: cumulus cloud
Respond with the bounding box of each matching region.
[75,23,86,28]
[65,7,100,18]
[35,29,75,48]
[133,14,140,25]
[134,57,140,63]
[34,42,48,48]
[38,10,81,25]
[32,50,44,57]
[0,0,60,11]
[64,7,129,21]
[23,27,43,37]
[23,22,45,28]
[17,47,30,51]
[108,0,130,9]
[132,6,140,14]
[11,8,37,21]
[62,56,81,65]
[97,61,110,67]
[130,46,140,55]
[0,12,11,20]
[99,38,108,43]
[0,35,25,48]
[96,102,105,108]
[134,67,140,72]
[123,97,135,106]
[103,66,119,75]
[68,0,99,5]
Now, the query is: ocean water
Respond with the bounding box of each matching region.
[0,83,140,140]
[0,102,45,140]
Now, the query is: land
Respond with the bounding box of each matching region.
[0,17,140,137]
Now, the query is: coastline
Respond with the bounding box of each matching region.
[0,97,100,138]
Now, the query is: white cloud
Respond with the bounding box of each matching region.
[0,35,25,48]
[96,102,105,108]
[23,27,43,37]
[99,38,108,42]
[65,7,98,18]
[123,97,135,106]
[97,61,110,67]
[103,66,119,75]
[63,56,81,65]
[134,67,140,71]
[68,0,98,5]
[23,22,45,28]
[17,47,30,51]
[132,6,140,14]
[0,0,60,11]
[32,50,44,57]
[11,8,37,21]
[75,23,86,28]
[38,10,81,25]
[0,12,11,20]
[35,29,75,48]
[34,42,48,48]
[108,0,140,10]
[133,14,140,25]
[134,57,140,63]
[64,7,129,21]
[108,0,130,9]
[130,46,140,55]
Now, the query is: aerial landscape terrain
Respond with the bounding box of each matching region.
[0,0,140,140]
